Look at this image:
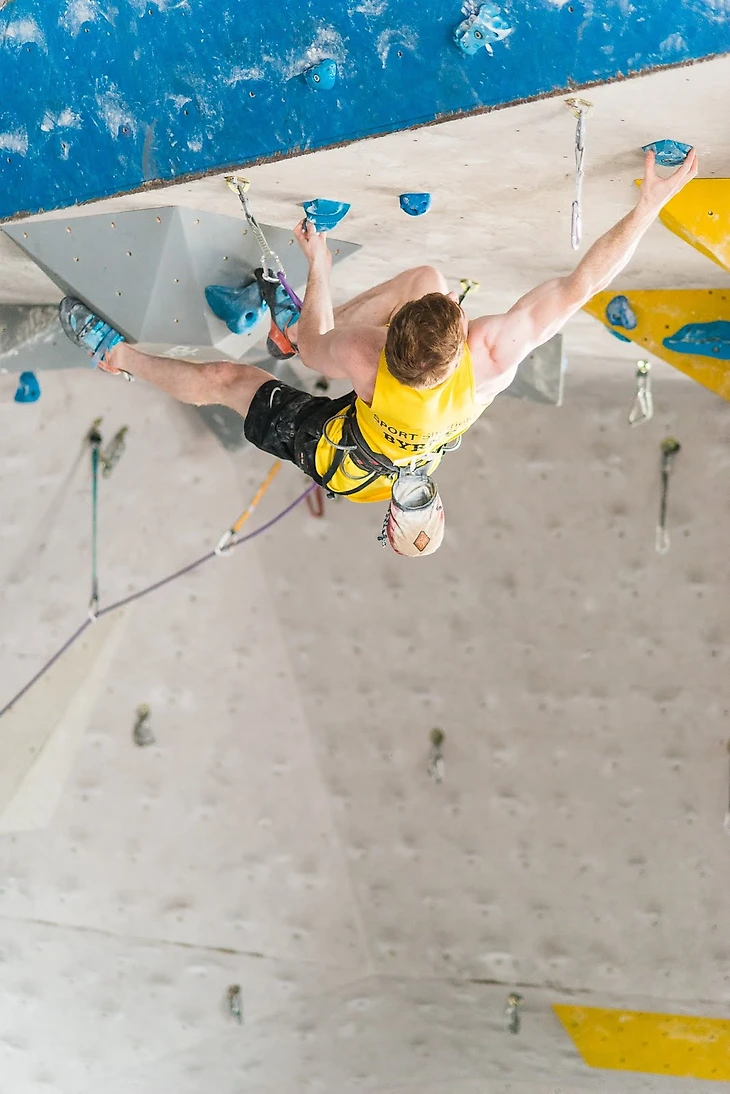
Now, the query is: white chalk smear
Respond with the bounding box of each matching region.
[40,108,82,132]
[376,26,418,67]
[4,17,46,48]
[225,65,265,87]
[0,130,29,155]
[59,0,103,36]
[97,86,139,139]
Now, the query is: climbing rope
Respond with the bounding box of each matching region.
[0,482,316,721]
[565,97,593,251]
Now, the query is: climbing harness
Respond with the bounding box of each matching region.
[87,418,102,620]
[628,360,653,427]
[505,993,523,1034]
[427,728,445,783]
[565,98,593,251]
[224,175,302,309]
[656,437,680,555]
[215,461,281,555]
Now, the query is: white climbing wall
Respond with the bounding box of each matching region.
[1,57,730,1093]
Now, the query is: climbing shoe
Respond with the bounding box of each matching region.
[59,297,125,366]
[254,268,300,360]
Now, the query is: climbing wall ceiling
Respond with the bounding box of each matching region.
[2,0,730,221]
[2,28,730,1094]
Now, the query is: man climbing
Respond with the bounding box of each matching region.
[59,148,697,555]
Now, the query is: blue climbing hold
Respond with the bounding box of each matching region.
[607,328,631,343]
[399,193,431,217]
[642,139,692,167]
[14,371,41,403]
[304,59,337,90]
[662,320,730,359]
[454,2,513,56]
[302,198,350,232]
[606,294,638,330]
[205,281,268,335]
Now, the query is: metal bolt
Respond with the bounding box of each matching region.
[505,992,523,1034]
[227,984,243,1023]
[428,728,445,783]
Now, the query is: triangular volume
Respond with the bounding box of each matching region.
[0,608,130,833]
[657,179,730,274]
[503,333,564,405]
[4,211,172,342]
[583,289,730,402]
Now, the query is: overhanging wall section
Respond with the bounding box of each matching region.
[2,0,730,221]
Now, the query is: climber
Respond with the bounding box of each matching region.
[59,147,697,554]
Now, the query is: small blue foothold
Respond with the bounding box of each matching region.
[304,59,337,91]
[642,139,692,167]
[454,2,513,56]
[205,282,268,335]
[14,371,41,403]
[662,320,730,359]
[606,294,638,330]
[607,328,631,343]
[302,198,351,232]
[399,192,431,217]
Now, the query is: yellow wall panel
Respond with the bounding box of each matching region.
[655,179,730,274]
[554,1004,730,1081]
[583,288,730,401]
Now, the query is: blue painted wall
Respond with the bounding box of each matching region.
[1,0,728,222]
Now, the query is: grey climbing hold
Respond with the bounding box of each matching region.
[606,294,637,330]
[642,139,692,167]
[399,193,431,217]
[304,59,337,90]
[662,320,730,359]
[454,2,513,56]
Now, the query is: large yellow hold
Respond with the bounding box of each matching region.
[583,288,730,401]
[554,1004,730,1081]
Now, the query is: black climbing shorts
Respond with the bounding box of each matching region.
[243,379,355,485]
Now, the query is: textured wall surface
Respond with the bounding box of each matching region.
[2,0,730,220]
[0,363,728,1090]
[2,55,730,1092]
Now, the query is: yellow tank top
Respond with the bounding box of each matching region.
[314,342,492,503]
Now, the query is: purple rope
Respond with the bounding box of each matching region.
[0,483,317,720]
[277,271,303,311]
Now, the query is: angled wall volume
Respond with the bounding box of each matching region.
[1,1,730,222]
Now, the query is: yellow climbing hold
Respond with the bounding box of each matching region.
[554,1004,730,1081]
[583,288,730,401]
[640,178,730,274]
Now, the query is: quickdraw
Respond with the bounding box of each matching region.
[565,97,593,251]
[224,175,303,310]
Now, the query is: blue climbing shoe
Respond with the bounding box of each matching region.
[254,269,300,360]
[58,297,125,366]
